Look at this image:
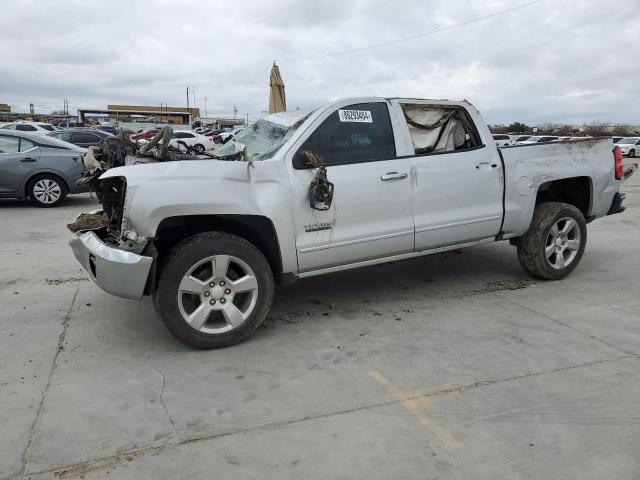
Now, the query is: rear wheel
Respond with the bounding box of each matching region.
[629,149,636,158]
[154,232,274,348]
[28,174,68,207]
[517,202,587,280]
[194,143,205,153]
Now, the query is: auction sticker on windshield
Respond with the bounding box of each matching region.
[339,109,372,123]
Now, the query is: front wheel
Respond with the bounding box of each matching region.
[517,202,587,280]
[154,232,274,348]
[28,174,68,207]
[629,149,636,158]
[194,143,205,154]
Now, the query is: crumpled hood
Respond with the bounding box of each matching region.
[100,159,251,186]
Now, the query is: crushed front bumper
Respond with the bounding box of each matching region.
[69,231,153,300]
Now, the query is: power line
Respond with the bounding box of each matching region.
[277,0,542,62]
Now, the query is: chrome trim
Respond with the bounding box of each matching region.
[299,230,414,253]
[415,215,502,234]
[298,238,495,278]
[69,231,153,300]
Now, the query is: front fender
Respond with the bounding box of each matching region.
[101,160,264,238]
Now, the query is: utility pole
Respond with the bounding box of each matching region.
[204,96,208,120]
[233,105,238,119]
[246,112,249,125]
[186,86,190,110]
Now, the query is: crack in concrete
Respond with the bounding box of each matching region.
[151,366,177,433]
[494,292,638,357]
[15,352,636,480]
[17,283,80,480]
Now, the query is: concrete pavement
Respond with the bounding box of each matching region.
[1,174,639,479]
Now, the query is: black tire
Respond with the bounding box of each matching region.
[629,149,635,158]
[27,174,68,207]
[517,202,587,280]
[194,143,205,154]
[154,232,274,349]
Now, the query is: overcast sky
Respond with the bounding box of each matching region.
[2,0,638,125]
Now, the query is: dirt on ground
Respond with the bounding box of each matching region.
[475,279,535,293]
[46,277,89,286]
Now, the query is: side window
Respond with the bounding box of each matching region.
[19,139,36,151]
[71,132,99,144]
[401,104,481,155]
[1,124,17,130]
[0,135,20,153]
[16,124,37,131]
[55,132,72,142]
[296,102,395,168]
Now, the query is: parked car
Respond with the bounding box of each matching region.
[219,127,244,143]
[170,131,217,152]
[48,128,112,148]
[131,128,160,141]
[0,121,56,135]
[492,134,512,148]
[198,129,222,143]
[0,131,87,207]
[614,137,640,157]
[67,97,627,349]
[513,135,532,144]
[519,135,560,144]
[56,121,87,128]
[95,125,118,135]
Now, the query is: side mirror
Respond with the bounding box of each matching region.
[309,165,334,211]
[293,149,319,169]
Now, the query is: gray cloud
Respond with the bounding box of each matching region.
[1,0,638,125]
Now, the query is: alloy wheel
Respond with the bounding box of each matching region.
[33,178,61,204]
[545,217,581,269]
[177,255,259,334]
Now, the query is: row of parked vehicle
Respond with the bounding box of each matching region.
[491,133,594,147]
[492,133,640,157]
[129,126,245,153]
[0,119,248,207]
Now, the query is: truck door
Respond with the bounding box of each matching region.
[0,135,40,194]
[400,103,503,250]
[288,102,414,273]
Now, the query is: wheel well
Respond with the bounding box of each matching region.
[24,172,69,197]
[154,215,283,275]
[536,176,591,217]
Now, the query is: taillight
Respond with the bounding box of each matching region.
[613,146,623,180]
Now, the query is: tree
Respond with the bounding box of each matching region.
[506,122,530,134]
[583,122,609,137]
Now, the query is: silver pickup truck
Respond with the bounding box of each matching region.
[69,97,626,348]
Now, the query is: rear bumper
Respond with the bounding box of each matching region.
[69,231,153,300]
[607,192,626,216]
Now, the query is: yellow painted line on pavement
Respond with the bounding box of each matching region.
[370,370,460,449]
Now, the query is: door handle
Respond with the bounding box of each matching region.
[476,162,498,169]
[381,172,408,181]
[20,157,36,163]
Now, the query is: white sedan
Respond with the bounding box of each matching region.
[492,134,512,148]
[170,131,217,152]
[614,137,640,158]
[219,127,244,144]
[518,135,560,144]
[0,121,56,135]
